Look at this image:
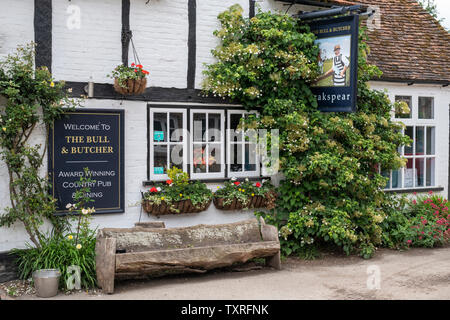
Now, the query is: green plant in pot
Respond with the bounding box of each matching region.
[109,62,149,95]
[213,178,277,210]
[142,167,213,216]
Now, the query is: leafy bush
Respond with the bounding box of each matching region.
[406,193,450,247]
[11,231,97,290]
[142,167,213,211]
[203,5,411,259]
[379,194,412,249]
[10,168,98,290]
[214,178,277,209]
[0,43,80,246]
[381,192,450,249]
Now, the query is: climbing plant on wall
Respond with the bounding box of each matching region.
[0,43,81,248]
[202,5,411,258]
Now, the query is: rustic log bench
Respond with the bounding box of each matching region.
[95,218,281,294]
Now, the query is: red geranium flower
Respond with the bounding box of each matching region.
[255,182,261,188]
[234,181,240,186]
[166,179,173,185]
[131,63,135,67]
[136,64,143,69]
[150,187,158,193]
[142,70,149,75]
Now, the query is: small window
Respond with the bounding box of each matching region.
[227,110,260,178]
[190,109,225,179]
[418,97,434,119]
[395,96,412,119]
[149,108,187,180]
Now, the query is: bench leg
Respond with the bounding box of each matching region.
[266,251,281,270]
[96,237,116,294]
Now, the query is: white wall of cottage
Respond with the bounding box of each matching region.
[0,0,34,60]
[0,0,449,252]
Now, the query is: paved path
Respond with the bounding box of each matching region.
[17,246,450,300]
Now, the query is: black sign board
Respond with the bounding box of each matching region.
[49,109,125,214]
[310,15,359,112]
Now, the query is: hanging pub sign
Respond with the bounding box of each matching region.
[48,109,125,214]
[309,15,359,112]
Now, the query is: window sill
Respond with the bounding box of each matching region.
[384,186,444,194]
[142,176,272,186]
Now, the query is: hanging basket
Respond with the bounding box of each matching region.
[142,199,212,216]
[114,77,147,95]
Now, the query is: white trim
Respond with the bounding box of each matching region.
[190,109,225,179]
[227,110,260,178]
[149,108,188,181]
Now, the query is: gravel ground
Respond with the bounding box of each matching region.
[5,246,450,300]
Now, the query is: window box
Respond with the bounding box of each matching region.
[213,179,277,211]
[213,194,269,210]
[142,198,211,216]
[142,168,213,216]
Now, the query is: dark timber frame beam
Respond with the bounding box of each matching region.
[122,0,131,66]
[249,0,256,18]
[187,0,197,89]
[275,0,341,8]
[34,0,52,72]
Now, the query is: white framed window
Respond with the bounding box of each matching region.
[190,109,225,179]
[227,110,260,178]
[385,96,436,190]
[149,108,188,181]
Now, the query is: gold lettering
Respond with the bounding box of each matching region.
[86,136,110,144]
[65,136,84,143]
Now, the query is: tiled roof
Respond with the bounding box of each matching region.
[318,0,450,84]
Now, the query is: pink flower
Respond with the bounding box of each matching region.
[429,191,433,195]
[412,200,417,205]
[406,240,412,244]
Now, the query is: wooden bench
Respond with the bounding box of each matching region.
[95,218,281,294]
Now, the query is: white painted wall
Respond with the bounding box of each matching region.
[52,0,122,83]
[129,0,188,88]
[0,0,34,59]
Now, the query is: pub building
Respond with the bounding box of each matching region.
[0,0,449,273]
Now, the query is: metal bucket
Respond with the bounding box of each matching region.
[32,269,61,298]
